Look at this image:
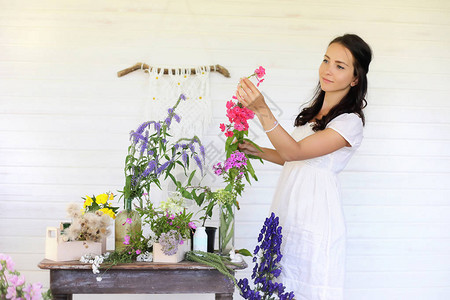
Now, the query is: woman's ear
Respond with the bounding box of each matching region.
[351,78,359,87]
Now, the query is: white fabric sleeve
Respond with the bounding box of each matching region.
[326,113,363,147]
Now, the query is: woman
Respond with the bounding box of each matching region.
[237,34,372,299]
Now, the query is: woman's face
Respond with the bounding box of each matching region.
[319,43,358,95]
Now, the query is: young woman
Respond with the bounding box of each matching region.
[237,34,372,299]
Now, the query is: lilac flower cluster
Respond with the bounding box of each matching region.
[237,213,295,300]
[158,230,183,256]
[213,150,247,177]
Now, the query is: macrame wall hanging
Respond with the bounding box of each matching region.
[118,63,230,139]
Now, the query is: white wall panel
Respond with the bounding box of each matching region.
[1,0,449,299]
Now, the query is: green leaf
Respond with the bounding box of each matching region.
[187,170,196,186]
[236,248,252,257]
[181,190,193,200]
[246,158,258,181]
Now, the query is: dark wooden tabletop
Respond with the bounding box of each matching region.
[38,259,247,271]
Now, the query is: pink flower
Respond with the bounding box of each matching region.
[24,282,43,300]
[219,123,226,132]
[257,78,265,87]
[0,254,15,272]
[234,123,244,131]
[136,249,141,255]
[226,100,234,109]
[254,66,266,78]
[123,235,130,245]
[188,222,197,229]
[9,274,26,287]
[225,131,234,137]
[179,240,184,245]
[6,286,17,299]
[122,218,132,225]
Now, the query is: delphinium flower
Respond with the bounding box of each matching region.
[158,230,182,256]
[237,213,295,300]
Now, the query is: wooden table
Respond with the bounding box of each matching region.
[38,259,245,299]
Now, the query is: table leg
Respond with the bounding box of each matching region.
[215,293,233,300]
[52,294,73,300]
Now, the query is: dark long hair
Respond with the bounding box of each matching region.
[294,34,372,131]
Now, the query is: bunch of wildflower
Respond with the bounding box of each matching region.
[138,202,196,245]
[219,66,266,139]
[122,94,205,210]
[158,230,184,256]
[62,203,111,242]
[237,213,294,300]
[82,192,118,219]
[1,253,52,299]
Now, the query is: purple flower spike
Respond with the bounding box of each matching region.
[174,114,181,123]
[180,94,186,100]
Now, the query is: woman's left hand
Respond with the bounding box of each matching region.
[236,78,267,114]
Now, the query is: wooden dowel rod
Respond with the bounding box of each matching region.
[117,63,230,78]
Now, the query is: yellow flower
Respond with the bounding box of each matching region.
[96,193,108,205]
[99,207,115,219]
[109,193,114,201]
[84,196,93,208]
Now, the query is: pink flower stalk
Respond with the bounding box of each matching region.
[123,235,131,245]
[220,67,266,138]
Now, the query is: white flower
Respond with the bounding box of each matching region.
[136,251,153,262]
[96,277,102,282]
[147,230,157,248]
[159,192,186,214]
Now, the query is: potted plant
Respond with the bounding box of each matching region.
[46,193,116,261]
[138,193,196,263]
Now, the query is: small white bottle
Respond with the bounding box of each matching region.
[193,226,208,252]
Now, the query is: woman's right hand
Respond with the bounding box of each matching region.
[238,140,262,157]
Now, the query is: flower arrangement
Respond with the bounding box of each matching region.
[82,192,118,219]
[1,254,52,299]
[121,94,205,210]
[138,197,196,256]
[61,203,111,242]
[238,213,295,300]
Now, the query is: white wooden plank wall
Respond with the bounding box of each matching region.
[1,0,449,299]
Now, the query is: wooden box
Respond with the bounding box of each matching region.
[45,226,106,261]
[153,240,191,263]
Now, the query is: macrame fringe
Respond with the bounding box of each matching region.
[145,66,212,140]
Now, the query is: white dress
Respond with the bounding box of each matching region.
[270,113,363,300]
